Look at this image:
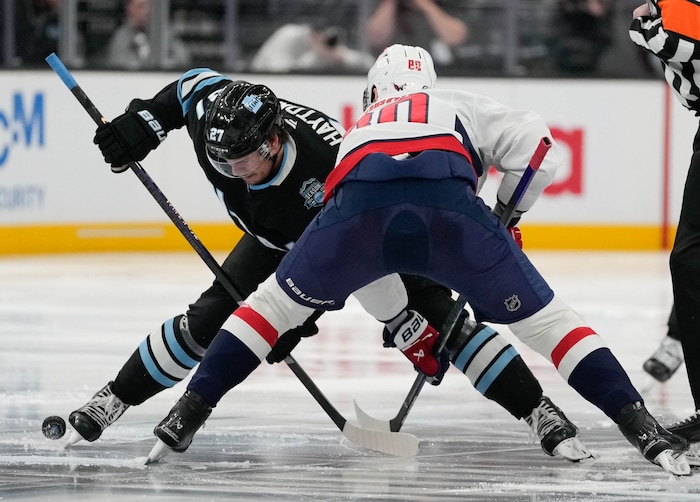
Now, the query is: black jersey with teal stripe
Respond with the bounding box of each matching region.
[125,68,344,251]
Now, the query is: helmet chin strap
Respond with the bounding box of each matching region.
[260,139,283,174]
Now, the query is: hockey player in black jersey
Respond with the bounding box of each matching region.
[67,67,590,461]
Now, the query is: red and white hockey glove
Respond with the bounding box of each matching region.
[383,310,450,386]
[508,226,523,249]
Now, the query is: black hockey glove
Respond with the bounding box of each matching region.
[94,99,167,173]
[266,317,320,364]
[492,199,523,228]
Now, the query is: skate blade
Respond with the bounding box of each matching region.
[654,449,691,476]
[552,437,598,462]
[687,452,700,468]
[685,445,700,468]
[145,439,172,465]
[64,430,84,449]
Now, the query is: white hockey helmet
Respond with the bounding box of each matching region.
[363,44,437,110]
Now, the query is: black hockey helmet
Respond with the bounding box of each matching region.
[205,81,283,163]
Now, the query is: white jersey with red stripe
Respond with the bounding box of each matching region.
[325,88,561,212]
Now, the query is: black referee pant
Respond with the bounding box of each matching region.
[670,119,700,409]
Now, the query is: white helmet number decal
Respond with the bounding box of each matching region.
[407,59,423,71]
[208,127,224,142]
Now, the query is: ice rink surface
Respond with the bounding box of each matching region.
[2,250,700,501]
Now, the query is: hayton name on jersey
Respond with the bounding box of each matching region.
[280,102,344,147]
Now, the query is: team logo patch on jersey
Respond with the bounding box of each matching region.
[300,178,325,208]
[504,295,521,312]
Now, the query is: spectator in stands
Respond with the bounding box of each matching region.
[104,0,190,70]
[249,23,374,73]
[365,0,468,65]
[547,0,614,75]
[20,0,85,67]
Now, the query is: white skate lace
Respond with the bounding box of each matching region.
[670,410,700,428]
[527,398,569,442]
[650,337,683,370]
[80,385,129,430]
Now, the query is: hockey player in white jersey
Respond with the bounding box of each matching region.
[69,65,593,462]
[149,45,690,475]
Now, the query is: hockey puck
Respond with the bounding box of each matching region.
[42,416,66,440]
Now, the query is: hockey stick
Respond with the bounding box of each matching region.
[46,53,418,458]
[354,137,552,433]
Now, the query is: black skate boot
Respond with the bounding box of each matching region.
[643,336,683,383]
[617,401,689,474]
[525,396,594,461]
[68,381,130,444]
[153,390,212,452]
[667,411,700,443]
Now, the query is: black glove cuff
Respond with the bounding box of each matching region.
[126,99,167,147]
[492,199,523,227]
[265,319,320,364]
[96,100,167,169]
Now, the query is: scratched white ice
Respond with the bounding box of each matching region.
[1,251,698,501]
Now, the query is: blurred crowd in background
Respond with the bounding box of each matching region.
[1,0,661,79]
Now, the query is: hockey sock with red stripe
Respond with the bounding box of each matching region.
[567,347,643,420]
[187,328,261,408]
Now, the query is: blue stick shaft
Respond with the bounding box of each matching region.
[46,52,106,125]
[45,53,77,90]
[500,136,551,225]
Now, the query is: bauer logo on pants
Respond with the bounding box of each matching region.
[285,277,335,306]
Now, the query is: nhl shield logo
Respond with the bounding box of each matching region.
[300,178,324,208]
[504,294,521,312]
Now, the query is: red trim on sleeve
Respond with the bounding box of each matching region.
[234,305,279,347]
[551,326,596,368]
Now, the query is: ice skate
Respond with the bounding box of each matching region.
[667,410,700,443]
[525,396,595,462]
[643,336,683,383]
[67,381,130,444]
[617,401,690,475]
[151,390,212,458]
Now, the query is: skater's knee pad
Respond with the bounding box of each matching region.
[139,315,206,387]
[449,318,518,394]
[508,297,606,379]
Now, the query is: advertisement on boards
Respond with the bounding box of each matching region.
[0,71,694,252]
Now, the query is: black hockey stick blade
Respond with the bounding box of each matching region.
[355,137,552,432]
